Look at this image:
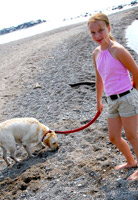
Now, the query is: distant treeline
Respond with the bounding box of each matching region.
[0,19,46,35]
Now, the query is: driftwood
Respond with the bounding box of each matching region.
[69,81,95,87]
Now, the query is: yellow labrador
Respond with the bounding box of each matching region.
[0,117,59,166]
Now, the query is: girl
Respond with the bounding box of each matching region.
[88,13,138,181]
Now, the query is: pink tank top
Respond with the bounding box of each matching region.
[96,48,132,96]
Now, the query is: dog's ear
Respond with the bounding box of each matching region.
[43,138,50,148]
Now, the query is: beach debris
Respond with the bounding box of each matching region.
[32,83,42,89]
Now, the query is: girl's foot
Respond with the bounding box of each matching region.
[127,170,138,181]
[115,162,137,170]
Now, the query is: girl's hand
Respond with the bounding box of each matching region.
[97,103,103,113]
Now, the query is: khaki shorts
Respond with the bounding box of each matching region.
[107,88,138,118]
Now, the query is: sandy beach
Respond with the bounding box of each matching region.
[0,6,138,200]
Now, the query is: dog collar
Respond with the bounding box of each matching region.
[42,130,52,142]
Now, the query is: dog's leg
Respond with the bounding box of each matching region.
[23,144,32,157]
[9,147,20,163]
[10,151,20,163]
[41,142,46,149]
[1,147,11,166]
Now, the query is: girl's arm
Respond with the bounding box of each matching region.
[116,46,138,90]
[92,50,104,112]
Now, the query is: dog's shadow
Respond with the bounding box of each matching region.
[0,148,58,181]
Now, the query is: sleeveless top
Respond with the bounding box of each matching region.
[96,48,132,96]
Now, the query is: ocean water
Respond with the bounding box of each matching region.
[126,20,138,54]
[0,17,90,44]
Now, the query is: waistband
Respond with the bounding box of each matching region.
[109,88,133,100]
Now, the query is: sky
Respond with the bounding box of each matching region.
[0,0,132,29]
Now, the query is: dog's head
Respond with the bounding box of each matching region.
[43,130,59,151]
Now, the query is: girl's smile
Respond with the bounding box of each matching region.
[97,38,103,44]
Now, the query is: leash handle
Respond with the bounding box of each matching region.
[55,110,102,134]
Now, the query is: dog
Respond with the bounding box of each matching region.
[0,117,59,166]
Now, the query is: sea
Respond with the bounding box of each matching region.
[126,20,138,53]
[0,0,137,53]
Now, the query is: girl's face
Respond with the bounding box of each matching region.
[89,20,110,47]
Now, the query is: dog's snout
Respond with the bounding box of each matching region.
[54,144,59,151]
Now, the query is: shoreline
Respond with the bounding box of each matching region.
[0,5,137,46]
[126,20,138,54]
[0,6,138,200]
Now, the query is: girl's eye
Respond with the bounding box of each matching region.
[99,29,103,33]
[91,32,95,35]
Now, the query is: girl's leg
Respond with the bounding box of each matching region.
[122,115,138,160]
[108,116,137,170]
[121,115,138,180]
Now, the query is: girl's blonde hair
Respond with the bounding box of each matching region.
[88,12,114,41]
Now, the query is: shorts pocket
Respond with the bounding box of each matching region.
[126,90,138,106]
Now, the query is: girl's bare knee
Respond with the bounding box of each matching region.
[109,134,124,147]
[109,135,118,145]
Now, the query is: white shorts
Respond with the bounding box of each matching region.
[107,88,138,118]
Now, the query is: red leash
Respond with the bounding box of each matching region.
[55,82,135,135]
[55,110,102,134]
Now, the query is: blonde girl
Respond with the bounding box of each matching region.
[88,13,138,180]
